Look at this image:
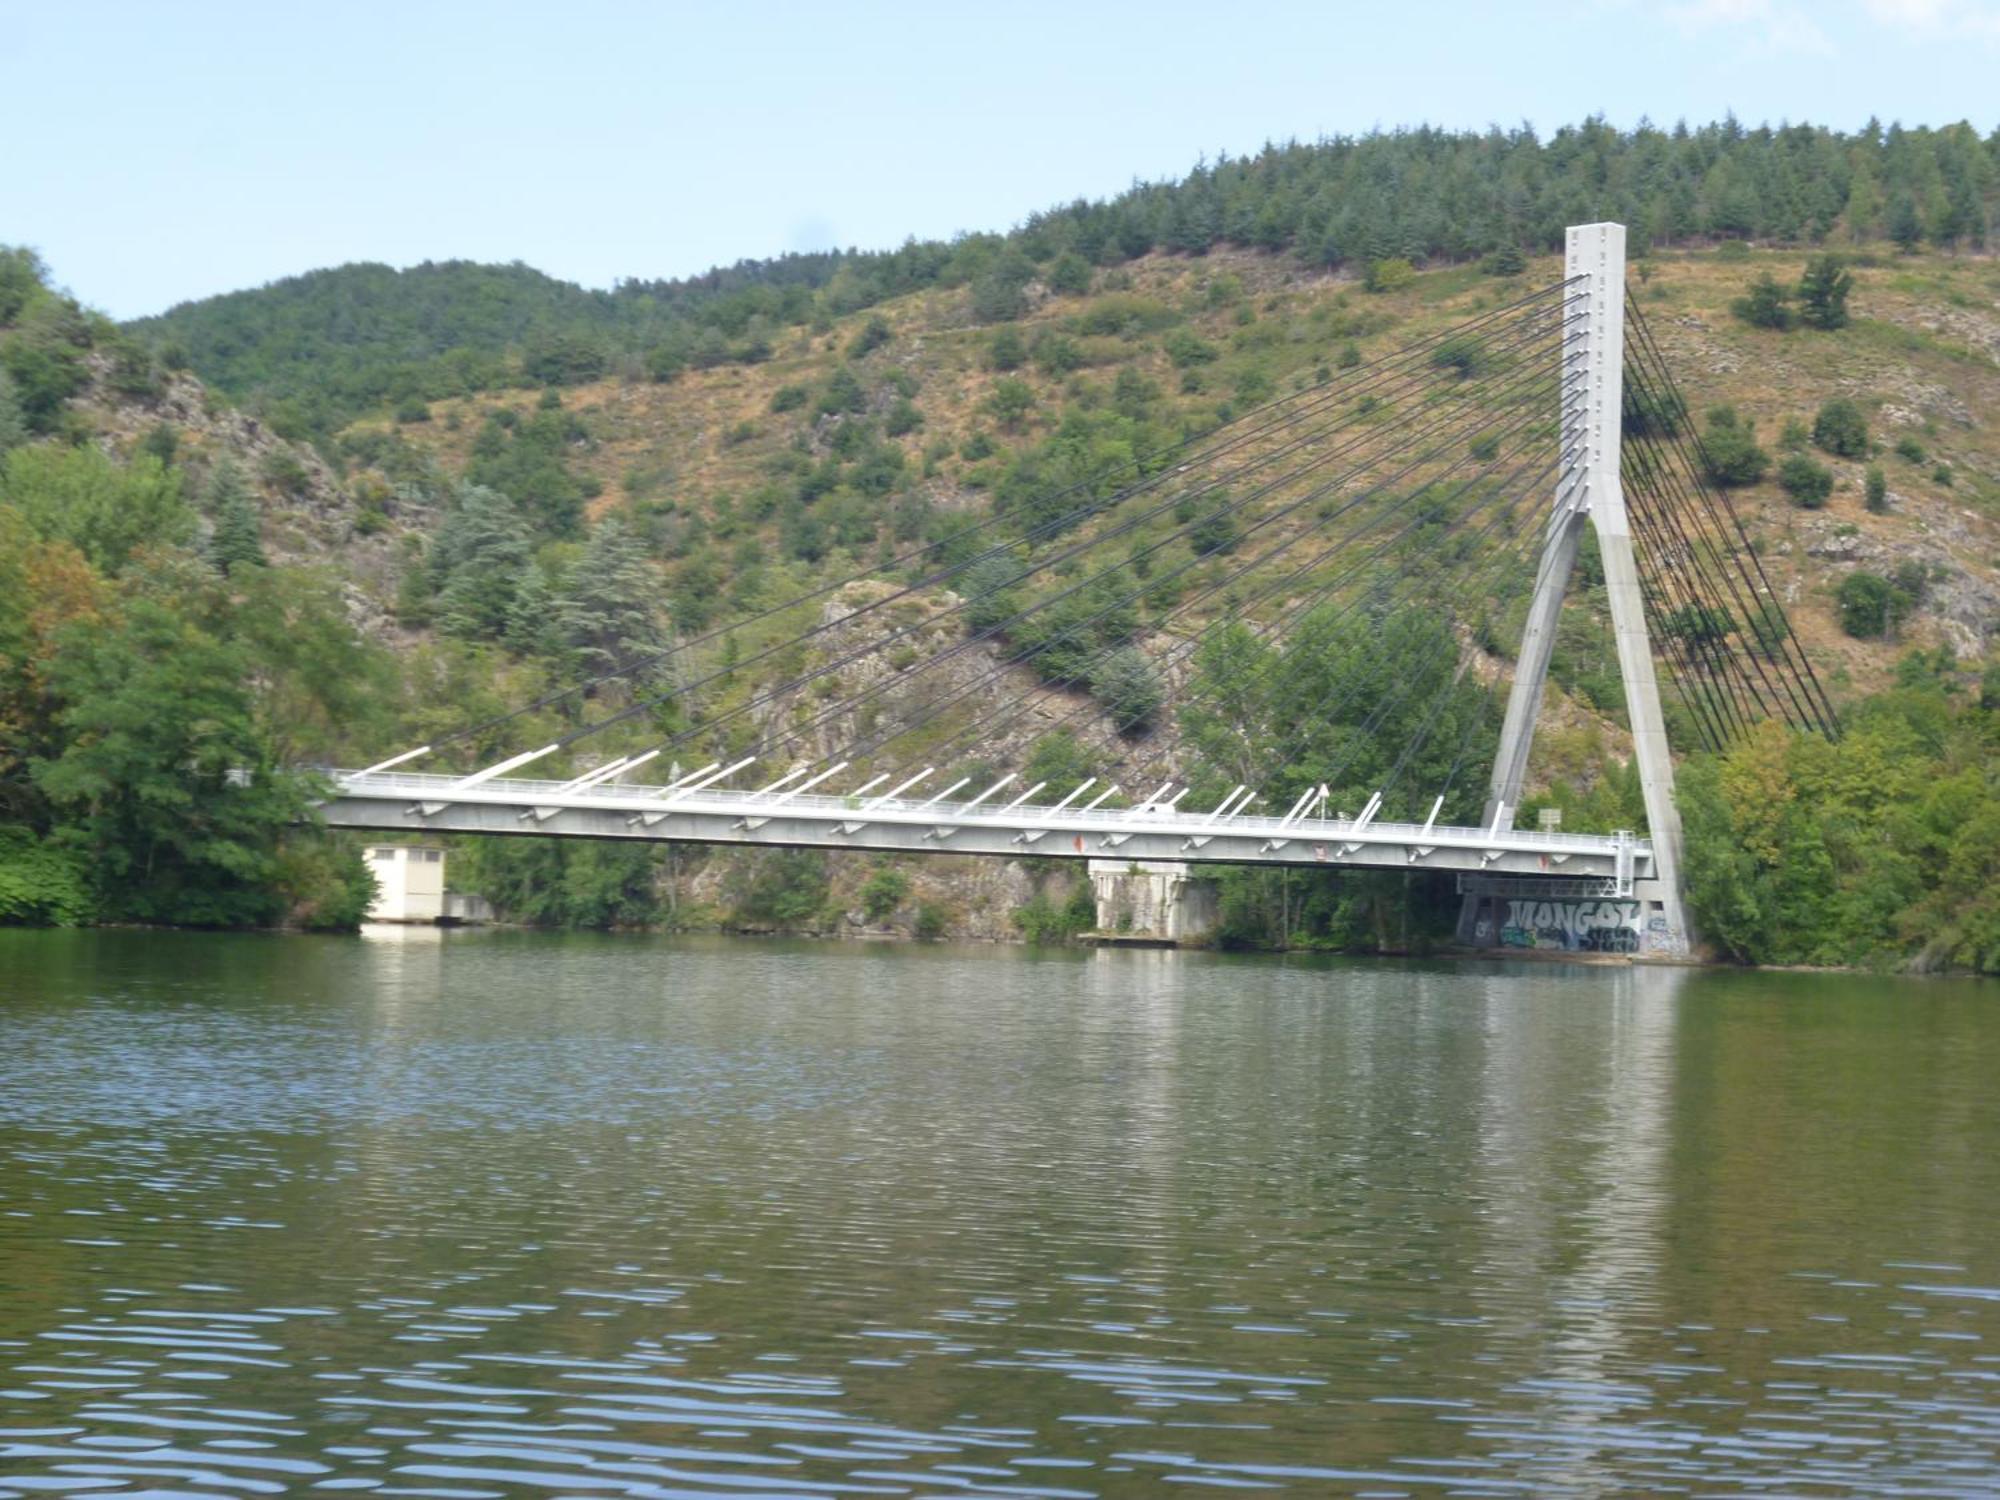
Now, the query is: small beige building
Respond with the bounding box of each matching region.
[363,844,446,923]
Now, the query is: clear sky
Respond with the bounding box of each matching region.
[5,0,1998,319]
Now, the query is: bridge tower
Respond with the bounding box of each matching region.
[1458,223,1692,958]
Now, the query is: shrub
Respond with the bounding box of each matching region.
[1188,503,1240,556]
[970,265,1030,324]
[0,337,89,433]
[1894,435,1927,463]
[1091,647,1163,735]
[1032,332,1084,375]
[138,422,179,465]
[0,827,94,926]
[1837,571,1898,638]
[1364,257,1416,293]
[1163,328,1219,367]
[1047,252,1093,296]
[816,366,867,416]
[1864,466,1888,512]
[769,383,808,413]
[644,344,686,383]
[847,315,892,358]
[1933,463,1954,486]
[987,326,1027,371]
[1014,880,1096,943]
[1779,453,1834,508]
[521,334,607,386]
[1779,416,1810,451]
[1430,336,1486,379]
[1732,273,1796,330]
[1665,602,1735,644]
[727,849,829,928]
[913,900,948,940]
[883,398,923,437]
[858,864,909,923]
[1700,406,1769,487]
[106,343,162,398]
[395,396,430,424]
[1481,244,1527,276]
[985,378,1035,432]
[1622,384,1680,439]
[1812,398,1868,458]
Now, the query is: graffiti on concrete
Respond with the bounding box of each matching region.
[1499,898,1641,953]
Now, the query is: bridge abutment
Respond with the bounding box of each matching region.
[1457,875,1687,959]
[1087,860,1219,946]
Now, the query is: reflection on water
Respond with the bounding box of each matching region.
[0,928,1995,1497]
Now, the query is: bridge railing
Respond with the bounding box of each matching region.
[320,769,1646,857]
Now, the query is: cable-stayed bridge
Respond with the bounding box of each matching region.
[316,225,1836,958]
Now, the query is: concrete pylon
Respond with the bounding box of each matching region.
[1457,223,1692,958]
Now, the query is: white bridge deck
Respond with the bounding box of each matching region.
[317,769,1652,892]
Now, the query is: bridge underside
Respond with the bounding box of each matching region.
[317,771,1652,889]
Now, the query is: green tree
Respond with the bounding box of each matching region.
[985,377,1036,432]
[1888,196,1924,252]
[1699,406,1769,487]
[858,863,909,922]
[1090,646,1163,735]
[430,483,533,641]
[1188,500,1240,556]
[1022,729,1100,792]
[969,251,1034,323]
[556,518,669,679]
[727,849,830,927]
[205,459,265,574]
[1812,397,1869,457]
[1364,258,1416,293]
[1778,453,1834,508]
[986,326,1027,372]
[465,405,592,537]
[847,315,892,358]
[1047,251,1093,295]
[0,445,191,573]
[1837,570,1897,638]
[1796,254,1853,329]
[0,367,26,452]
[958,553,1024,633]
[817,366,868,415]
[34,595,313,926]
[1864,465,1888,512]
[1731,273,1796,330]
[459,836,665,928]
[0,826,94,926]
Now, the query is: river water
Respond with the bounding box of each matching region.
[0,928,1995,1497]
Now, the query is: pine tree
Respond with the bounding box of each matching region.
[0,367,25,452]
[1888,196,1924,253]
[1732,273,1796,331]
[431,483,532,641]
[505,563,560,657]
[556,518,668,680]
[1796,254,1853,330]
[205,459,265,574]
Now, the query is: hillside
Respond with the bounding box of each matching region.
[340,243,1998,700]
[132,118,2000,439]
[5,121,1999,966]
